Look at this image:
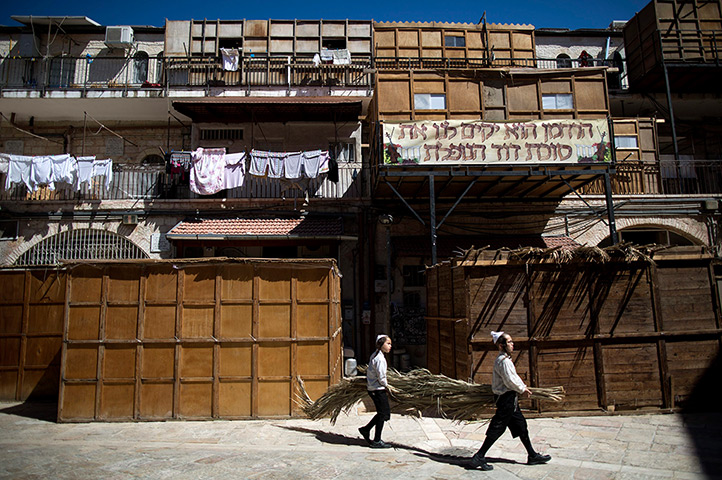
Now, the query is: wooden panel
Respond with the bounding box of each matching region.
[67,307,101,340]
[297,304,328,337]
[0,305,23,334]
[21,367,59,399]
[421,30,441,47]
[437,263,452,318]
[182,306,214,338]
[145,267,176,302]
[297,342,328,376]
[657,264,717,331]
[29,271,66,303]
[107,268,140,302]
[221,265,253,300]
[64,346,98,379]
[61,384,96,420]
[258,343,290,376]
[426,317,439,373]
[374,30,396,48]
[179,382,213,417]
[574,79,607,111]
[507,82,539,113]
[448,81,480,112]
[426,268,438,317]
[530,268,591,338]
[104,346,136,378]
[0,371,18,399]
[218,381,251,416]
[258,305,291,338]
[398,30,419,47]
[537,347,598,411]
[143,306,176,339]
[603,343,663,408]
[219,345,251,377]
[258,268,291,300]
[100,384,134,419]
[666,340,719,406]
[69,267,102,303]
[26,304,64,333]
[184,268,216,302]
[378,80,411,112]
[258,381,291,416]
[25,337,61,366]
[595,266,656,335]
[296,268,329,300]
[468,267,528,340]
[105,306,138,340]
[452,265,467,318]
[0,272,25,302]
[0,338,20,367]
[140,383,174,418]
[180,345,213,378]
[220,304,252,338]
[141,345,175,378]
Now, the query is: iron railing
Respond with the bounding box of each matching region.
[0,55,374,92]
[0,163,363,201]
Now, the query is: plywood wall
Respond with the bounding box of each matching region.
[0,270,65,402]
[56,259,342,422]
[426,252,721,413]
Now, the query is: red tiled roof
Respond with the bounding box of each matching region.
[167,217,344,238]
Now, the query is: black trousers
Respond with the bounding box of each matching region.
[486,391,529,440]
[368,389,391,421]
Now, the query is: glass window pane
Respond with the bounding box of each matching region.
[430,94,446,109]
[542,94,556,110]
[414,93,431,109]
[557,94,573,109]
[614,136,638,148]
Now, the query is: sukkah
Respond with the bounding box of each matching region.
[297,368,564,424]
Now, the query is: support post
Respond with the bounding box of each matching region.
[603,171,618,244]
[429,174,437,265]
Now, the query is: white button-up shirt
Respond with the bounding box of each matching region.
[492,352,527,395]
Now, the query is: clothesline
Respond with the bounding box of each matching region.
[0,153,113,193]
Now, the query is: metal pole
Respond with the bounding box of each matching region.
[660,33,680,161]
[603,170,619,244]
[429,174,437,265]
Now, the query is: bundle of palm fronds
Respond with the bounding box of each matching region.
[297,368,564,424]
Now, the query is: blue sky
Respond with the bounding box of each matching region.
[2,0,651,30]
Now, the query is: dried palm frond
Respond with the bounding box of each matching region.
[297,368,564,424]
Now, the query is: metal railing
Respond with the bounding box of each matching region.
[582,159,722,195]
[0,163,363,201]
[0,55,373,92]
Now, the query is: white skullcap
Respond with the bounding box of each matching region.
[491,331,504,344]
[377,334,388,342]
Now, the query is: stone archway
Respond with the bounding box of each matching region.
[573,216,708,246]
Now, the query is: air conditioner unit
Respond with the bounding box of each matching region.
[105,26,134,49]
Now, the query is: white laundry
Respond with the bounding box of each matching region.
[49,154,76,189]
[224,152,247,190]
[4,154,33,191]
[332,49,351,65]
[0,154,10,174]
[302,150,329,178]
[249,150,269,177]
[190,147,226,195]
[75,156,96,189]
[220,48,240,72]
[31,155,53,191]
[284,152,303,179]
[267,152,285,178]
[92,158,113,191]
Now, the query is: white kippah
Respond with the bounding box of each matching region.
[377,334,388,342]
[491,331,504,344]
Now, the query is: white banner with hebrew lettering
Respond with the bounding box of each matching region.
[382,119,611,165]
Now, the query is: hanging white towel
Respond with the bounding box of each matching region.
[302,150,330,178]
[332,49,351,65]
[284,152,303,179]
[190,147,226,195]
[31,155,54,191]
[4,154,33,191]
[49,154,76,189]
[267,151,285,178]
[0,154,9,174]
[92,158,113,191]
[224,152,247,190]
[75,156,96,189]
[220,48,240,72]
[249,150,269,177]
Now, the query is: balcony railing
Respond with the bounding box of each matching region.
[0,55,373,92]
[0,163,363,202]
[582,159,722,195]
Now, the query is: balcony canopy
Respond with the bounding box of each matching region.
[172,96,366,123]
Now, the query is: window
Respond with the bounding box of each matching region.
[542,93,573,110]
[556,53,572,68]
[444,35,465,47]
[414,93,446,110]
[200,128,244,141]
[133,51,149,84]
[330,142,355,163]
[402,265,425,287]
[15,229,148,265]
[614,136,638,149]
[0,220,18,240]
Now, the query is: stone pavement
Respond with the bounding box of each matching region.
[1,401,721,479]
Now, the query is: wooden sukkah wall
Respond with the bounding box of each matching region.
[0,258,343,422]
[426,246,722,413]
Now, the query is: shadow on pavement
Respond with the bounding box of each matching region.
[0,402,57,422]
[277,424,520,469]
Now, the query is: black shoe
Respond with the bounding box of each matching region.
[370,440,392,449]
[468,454,493,471]
[358,427,371,445]
[527,453,551,465]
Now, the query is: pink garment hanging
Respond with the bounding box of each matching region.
[190,148,226,195]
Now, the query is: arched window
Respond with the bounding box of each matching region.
[133,51,149,84]
[556,53,572,69]
[15,229,148,265]
[142,154,164,165]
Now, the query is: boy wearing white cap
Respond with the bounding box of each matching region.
[358,334,393,448]
[468,331,551,470]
